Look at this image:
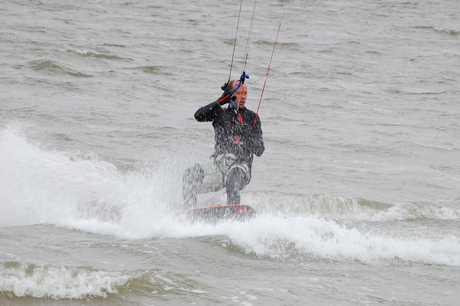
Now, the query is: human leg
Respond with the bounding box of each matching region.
[182,162,225,208]
[225,166,250,204]
[182,164,204,208]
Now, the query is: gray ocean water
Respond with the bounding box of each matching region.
[1,0,459,305]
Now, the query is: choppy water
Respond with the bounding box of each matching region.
[1,0,459,305]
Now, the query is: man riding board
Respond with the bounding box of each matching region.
[183,78,264,207]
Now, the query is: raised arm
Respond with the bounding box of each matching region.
[194,101,221,122]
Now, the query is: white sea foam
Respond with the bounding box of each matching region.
[0,262,131,299]
[217,216,460,266]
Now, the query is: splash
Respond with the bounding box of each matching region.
[0,127,183,237]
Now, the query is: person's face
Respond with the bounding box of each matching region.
[232,83,248,108]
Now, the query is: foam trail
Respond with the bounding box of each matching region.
[207,215,460,266]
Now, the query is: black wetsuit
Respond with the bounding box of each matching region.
[183,100,264,206]
[194,100,265,170]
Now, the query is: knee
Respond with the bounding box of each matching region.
[183,164,204,184]
[226,167,246,188]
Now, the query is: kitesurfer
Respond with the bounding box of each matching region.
[183,80,264,207]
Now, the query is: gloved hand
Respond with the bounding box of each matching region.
[218,82,238,105]
[218,90,232,105]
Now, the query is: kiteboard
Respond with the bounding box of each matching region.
[184,204,256,222]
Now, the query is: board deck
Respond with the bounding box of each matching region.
[184,204,256,222]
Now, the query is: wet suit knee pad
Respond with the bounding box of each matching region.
[184,164,205,184]
[225,167,246,204]
[227,166,248,187]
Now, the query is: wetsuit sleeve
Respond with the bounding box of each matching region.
[242,115,264,157]
[194,101,221,122]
